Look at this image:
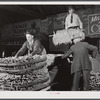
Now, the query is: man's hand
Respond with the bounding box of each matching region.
[24,54,33,60]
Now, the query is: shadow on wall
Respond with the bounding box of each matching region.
[49,56,73,91]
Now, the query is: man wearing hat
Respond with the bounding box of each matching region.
[65,6,85,41]
[62,36,98,91]
[15,30,46,58]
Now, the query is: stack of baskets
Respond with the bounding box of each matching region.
[0,55,50,91]
[89,71,100,91]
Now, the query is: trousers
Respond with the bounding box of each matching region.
[71,70,90,91]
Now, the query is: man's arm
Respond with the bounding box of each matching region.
[15,42,27,57]
[86,43,98,58]
[62,49,72,59]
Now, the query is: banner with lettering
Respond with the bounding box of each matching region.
[0,19,41,40]
[12,21,29,37]
[88,13,100,35]
[12,19,41,37]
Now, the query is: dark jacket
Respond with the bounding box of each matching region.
[16,39,44,57]
[62,42,98,74]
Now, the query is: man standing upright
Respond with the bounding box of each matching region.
[62,36,98,91]
[65,6,85,41]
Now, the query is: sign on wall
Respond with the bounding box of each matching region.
[88,13,100,35]
[1,19,41,39]
[12,22,28,37]
[12,19,41,37]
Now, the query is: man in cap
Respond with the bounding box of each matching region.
[15,30,46,58]
[65,6,85,41]
[62,35,98,91]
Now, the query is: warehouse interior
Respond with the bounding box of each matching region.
[0,5,100,91]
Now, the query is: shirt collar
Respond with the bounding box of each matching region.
[29,40,34,45]
[69,13,74,16]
